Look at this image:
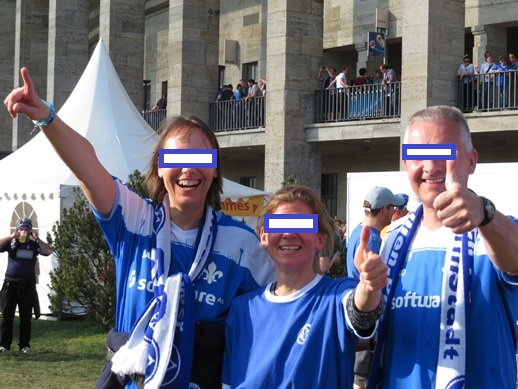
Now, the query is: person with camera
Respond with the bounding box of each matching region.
[0,218,52,353]
[317,66,337,121]
[317,65,337,89]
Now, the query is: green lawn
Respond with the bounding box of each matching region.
[0,316,107,388]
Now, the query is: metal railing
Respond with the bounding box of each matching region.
[209,96,265,132]
[457,70,518,113]
[142,109,167,131]
[314,82,401,123]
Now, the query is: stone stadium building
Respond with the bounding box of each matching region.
[1,0,517,219]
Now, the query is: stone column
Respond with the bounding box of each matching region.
[0,0,16,155]
[48,0,89,112]
[168,0,220,121]
[263,0,322,193]
[99,0,145,111]
[400,0,465,155]
[355,42,369,74]
[472,25,507,66]
[472,26,488,67]
[12,0,49,150]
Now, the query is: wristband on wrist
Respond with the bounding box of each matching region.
[32,101,55,127]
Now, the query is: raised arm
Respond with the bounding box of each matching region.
[4,68,115,216]
[30,231,52,256]
[434,159,518,274]
[0,232,15,249]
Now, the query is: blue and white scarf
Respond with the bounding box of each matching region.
[111,195,217,388]
[368,205,474,389]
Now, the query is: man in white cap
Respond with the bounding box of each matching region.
[0,219,51,353]
[346,187,405,389]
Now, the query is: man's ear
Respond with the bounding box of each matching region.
[468,149,478,175]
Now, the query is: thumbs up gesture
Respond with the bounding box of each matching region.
[433,158,484,233]
[353,226,388,291]
[352,226,387,312]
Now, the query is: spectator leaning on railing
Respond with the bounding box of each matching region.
[457,55,475,112]
[490,56,511,108]
[478,52,494,110]
[379,64,399,116]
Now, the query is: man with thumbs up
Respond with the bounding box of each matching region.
[364,105,518,389]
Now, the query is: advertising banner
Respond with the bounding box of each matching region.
[368,31,385,57]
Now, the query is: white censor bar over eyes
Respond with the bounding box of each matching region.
[264,214,318,233]
[406,149,451,156]
[163,153,213,164]
[402,144,456,160]
[159,149,217,168]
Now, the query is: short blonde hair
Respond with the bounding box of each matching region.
[404,105,473,151]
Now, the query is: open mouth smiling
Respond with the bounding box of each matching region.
[280,245,301,251]
[424,178,445,184]
[176,179,201,188]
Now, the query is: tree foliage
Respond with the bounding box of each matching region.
[47,170,147,331]
[329,233,347,278]
[281,175,298,187]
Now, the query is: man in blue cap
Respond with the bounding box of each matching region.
[380,193,411,239]
[392,193,409,221]
[0,218,52,353]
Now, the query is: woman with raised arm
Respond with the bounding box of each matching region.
[4,67,275,389]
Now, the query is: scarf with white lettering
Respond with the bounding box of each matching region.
[111,195,218,388]
[436,229,474,388]
[368,205,474,389]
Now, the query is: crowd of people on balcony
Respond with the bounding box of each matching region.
[457,51,518,112]
[316,63,400,122]
[210,78,266,131]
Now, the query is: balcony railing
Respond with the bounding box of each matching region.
[209,96,265,132]
[457,70,518,113]
[314,82,401,123]
[142,109,167,131]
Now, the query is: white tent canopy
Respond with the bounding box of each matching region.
[0,40,156,315]
[222,178,269,201]
[0,40,263,314]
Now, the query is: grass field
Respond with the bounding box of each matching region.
[0,316,107,388]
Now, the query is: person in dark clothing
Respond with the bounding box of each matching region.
[0,218,51,353]
[149,93,168,130]
[151,93,167,111]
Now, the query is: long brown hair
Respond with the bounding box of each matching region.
[144,115,223,209]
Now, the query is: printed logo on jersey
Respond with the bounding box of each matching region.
[127,249,155,292]
[390,291,441,310]
[202,262,224,284]
[445,375,465,389]
[189,384,201,389]
[127,269,154,292]
[153,205,166,235]
[297,324,311,345]
[16,249,34,259]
